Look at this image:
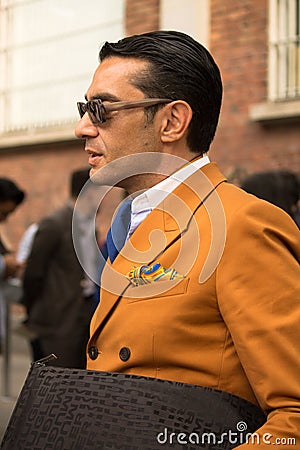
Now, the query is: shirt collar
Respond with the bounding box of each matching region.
[131,155,210,214]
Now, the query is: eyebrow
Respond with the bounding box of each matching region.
[84,93,120,102]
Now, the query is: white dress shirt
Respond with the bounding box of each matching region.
[127,155,210,239]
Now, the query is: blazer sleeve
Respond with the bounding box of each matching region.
[217,199,300,448]
[22,216,61,312]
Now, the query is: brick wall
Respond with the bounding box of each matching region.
[1,0,161,247]
[1,139,124,250]
[0,140,87,245]
[126,0,159,35]
[209,0,300,182]
[1,0,300,248]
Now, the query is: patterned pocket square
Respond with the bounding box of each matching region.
[126,262,185,286]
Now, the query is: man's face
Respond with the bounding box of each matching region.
[0,200,17,222]
[75,57,162,186]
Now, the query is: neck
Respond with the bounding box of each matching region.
[122,152,206,194]
[122,173,168,194]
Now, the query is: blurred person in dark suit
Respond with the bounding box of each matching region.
[241,170,300,228]
[21,168,100,368]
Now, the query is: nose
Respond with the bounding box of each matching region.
[75,113,98,139]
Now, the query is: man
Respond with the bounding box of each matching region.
[0,178,25,348]
[21,168,100,368]
[75,31,300,447]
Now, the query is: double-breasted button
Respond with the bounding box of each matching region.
[119,347,131,362]
[88,346,99,360]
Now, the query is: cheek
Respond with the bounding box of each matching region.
[104,114,156,157]
[113,128,143,155]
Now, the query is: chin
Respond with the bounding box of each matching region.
[89,166,97,176]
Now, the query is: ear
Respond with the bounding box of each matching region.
[160,101,193,143]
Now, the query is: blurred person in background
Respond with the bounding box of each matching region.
[16,223,39,269]
[0,178,26,351]
[21,168,100,368]
[241,170,300,229]
[7,223,39,295]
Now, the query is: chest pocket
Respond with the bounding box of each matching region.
[125,277,190,303]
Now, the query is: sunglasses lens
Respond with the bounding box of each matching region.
[88,101,104,124]
[77,100,104,124]
[77,102,86,118]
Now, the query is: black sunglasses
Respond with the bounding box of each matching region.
[77,98,172,125]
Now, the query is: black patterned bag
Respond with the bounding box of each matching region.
[1,356,266,450]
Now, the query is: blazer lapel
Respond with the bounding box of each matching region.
[119,162,226,264]
[91,162,227,334]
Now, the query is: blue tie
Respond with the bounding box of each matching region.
[106,199,132,263]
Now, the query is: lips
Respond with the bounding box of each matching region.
[85,149,104,167]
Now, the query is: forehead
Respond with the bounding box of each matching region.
[86,56,148,100]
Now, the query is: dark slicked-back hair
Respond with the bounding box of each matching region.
[99,30,223,154]
[0,178,25,205]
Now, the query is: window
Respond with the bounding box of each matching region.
[250,0,300,122]
[269,0,300,101]
[0,0,124,137]
[160,0,210,47]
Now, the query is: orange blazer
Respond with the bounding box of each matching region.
[87,162,300,448]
